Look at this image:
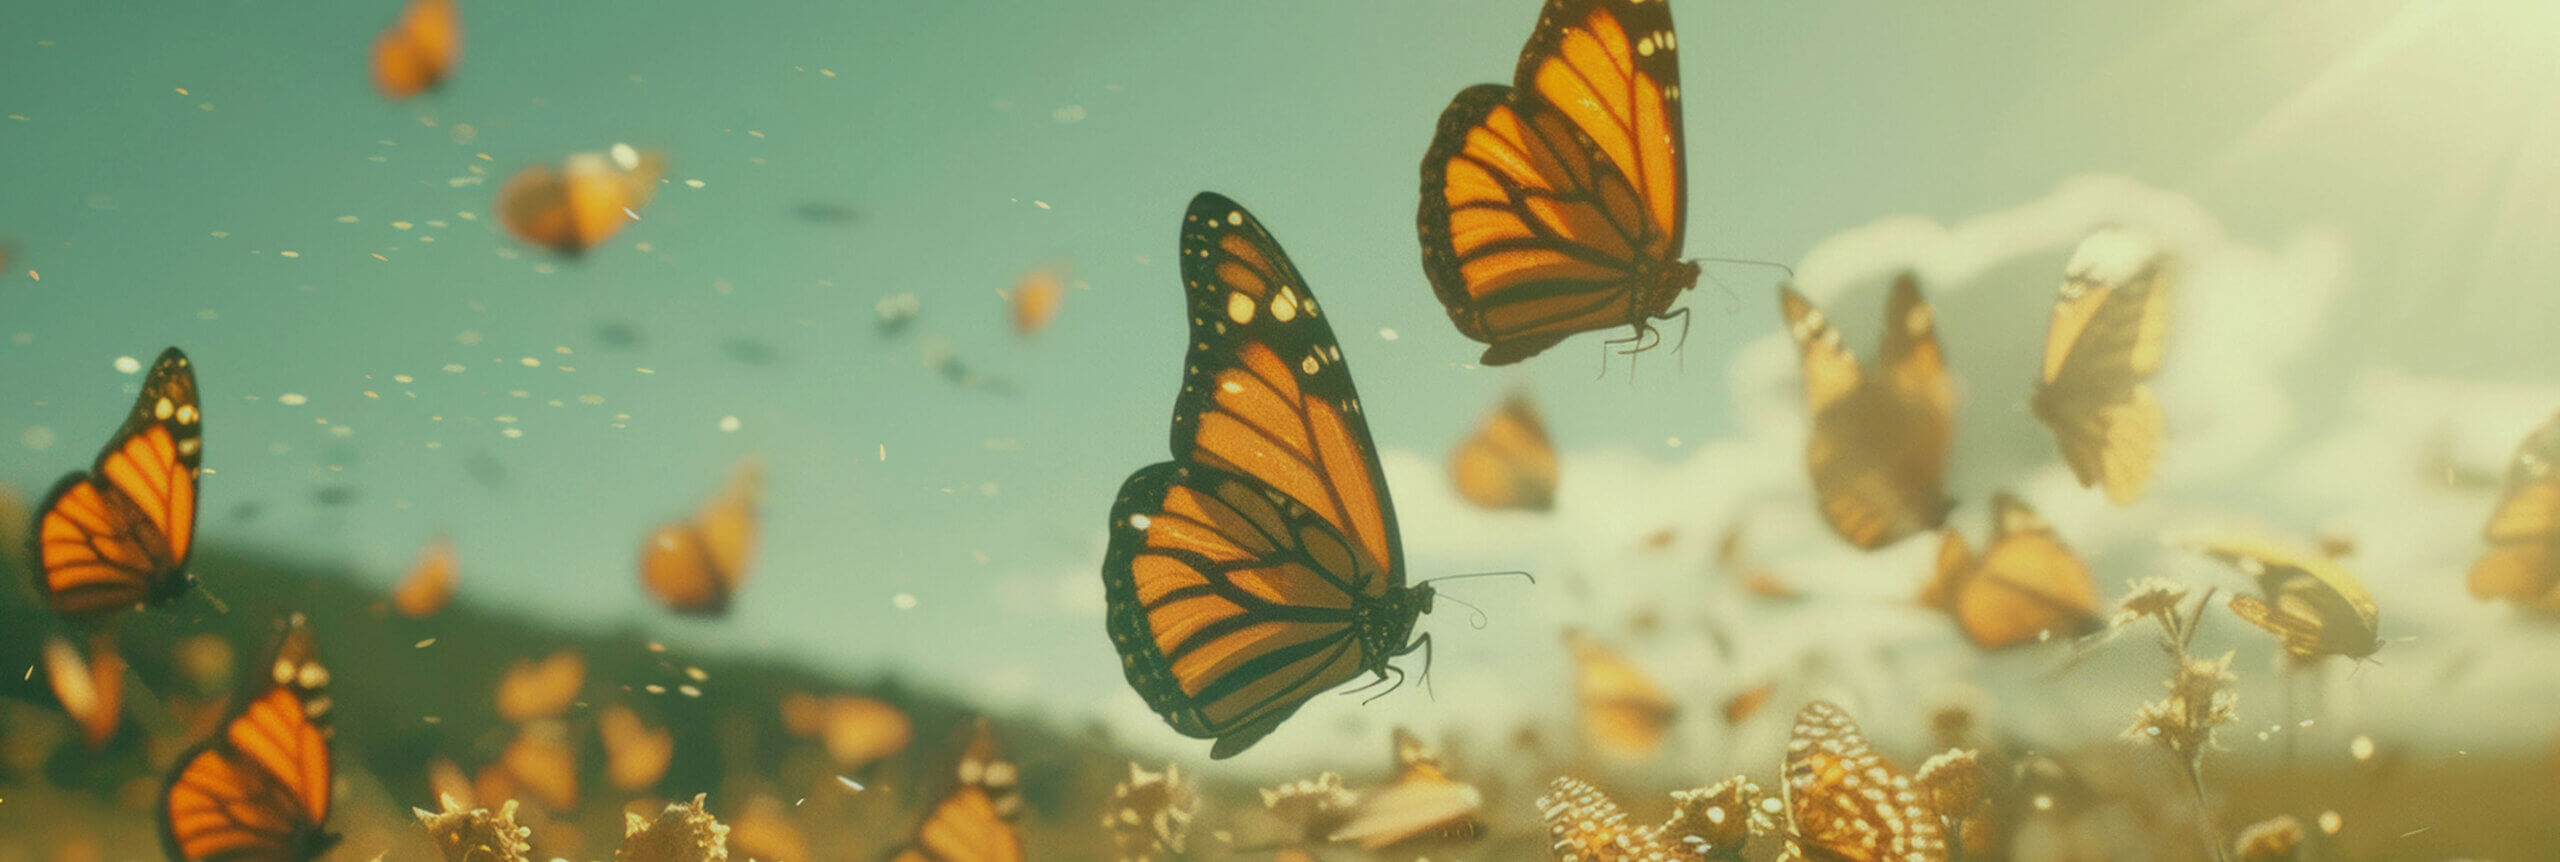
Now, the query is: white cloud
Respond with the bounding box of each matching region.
[1060,175,2560,776]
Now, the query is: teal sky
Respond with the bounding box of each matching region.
[6,0,2560,767]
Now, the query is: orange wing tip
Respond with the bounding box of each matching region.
[370,0,461,100]
[415,796,533,862]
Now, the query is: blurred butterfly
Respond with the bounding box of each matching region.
[1715,520,1801,600]
[1779,277,1954,550]
[2192,532,2382,661]
[160,616,337,862]
[475,719,579,812]
[890,719,1023,862]
[43,631,125,749]
[1418,0,1696,365]
[1777,701,1949,862]
[780,692,912,769]
[2032,228,2172,505]
[1102,193,1436,759]
[1332,728,1484,852]
[640,457,762,616]
[1448,391,1559,512]
[493,650,584,723]
[1721,681,1775,726]
[2468,412,2560,611]
[390,533,458,618]
[1567,629,1676,759]
[598,704,674,792]
[1007,263,1069,337]
[497,143,667,255]
[370,0,459,100]
[35,347,205,623]
[1920,493,2103,649]
[731,793,812,862]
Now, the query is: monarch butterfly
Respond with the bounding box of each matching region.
[1102,193,1435,759]
[1919,493,2103,649]
[730,793,812,862]
[493,650,585,723]
[1418,0,1695,365]
[890,719,1023,862]
[1566,629,1676,759]
[1332,728,1485,851]
[1779,277,1954,550]
[390,533,458,618]
[497,143,667,255]
[35,346,205,623]
[1777,701,1949,862]
[160,616,337,862]
[598,704,674,792]
[2468,412,2560,611]
[2032,228,2172,505]
[43,631,125,749]
[2192,532,2382,661]
[370,0,459,100]
[1447,391,1559,511]
[640,457,762,615]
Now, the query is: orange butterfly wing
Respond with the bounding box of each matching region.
[1448,392,1559,511]
[641,458,760,615]
[1924,494,2101,649]
[2471,413,2560,608]
[2032,231,2172,505]
[1780,279,1952,550]
[498,146,667,254]
[1566,630,1676,759]
[892,721,1024,862]
[370,0,460,100]
[36,347,203,621]
[1780,701,1949,862]
[161,619,336,862]
[1103,193,1428,759]
[1419,0,1694,365]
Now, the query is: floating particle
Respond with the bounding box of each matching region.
[442,363,465,373]
[456,329,480,344]
[891,593,917,610]
[112,355,141,373]
[1033,200,1051,210]
[415,638,437,649]
[22,426,55,450]
[1378,327,1398,341]
[718,416,741,432]
[836,776,864,792]
[2350,735,2374,760]
[1051,104,1086,123]
[279,250,300,259]
[278,393,309,406]
[2318,811,2342,835]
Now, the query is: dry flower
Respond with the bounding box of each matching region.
[2127,651,2239,764]
[2232,814,2305,861]
[617,794,729,862]
[1104,762,1198,860]
[1655,776,1767,860]
[415,795,533,862]
[2117,577,2190,627]
[1541,776,1755,861]
[1262,772,1356,845]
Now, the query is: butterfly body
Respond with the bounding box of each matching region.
[1103,193,1432,759]
[1780,279,1954,550]
[35,347,204,622]
[1419,0,1692,365]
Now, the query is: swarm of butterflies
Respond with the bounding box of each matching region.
[10,0,2546,858]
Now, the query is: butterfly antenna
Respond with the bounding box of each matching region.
[1434,593,1493,630]
[1418,569,1538,587]
[192,580,231,616]
[1687,256,1797,281]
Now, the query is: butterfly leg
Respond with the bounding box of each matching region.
[1660,307,1693,371]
